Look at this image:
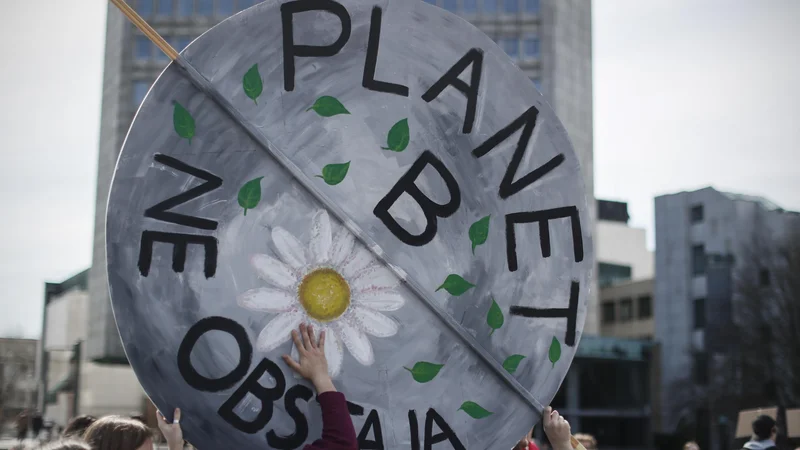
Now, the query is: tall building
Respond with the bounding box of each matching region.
[654,187,800,450]
[597,199,654,287]
[0,338,38,424]
[88,0,595,354]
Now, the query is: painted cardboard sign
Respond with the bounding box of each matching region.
[105,0,593,448]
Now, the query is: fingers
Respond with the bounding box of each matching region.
[306,324,317,350]
[157,410,165,423]
[318,329,326,350]
[291,329,305,354]
[173,408,181,424]
[300,323,313,351]
[282,354,302,373]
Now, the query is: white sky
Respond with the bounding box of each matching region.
[0,0,797,338]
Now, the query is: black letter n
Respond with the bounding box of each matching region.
[373,151,461,247]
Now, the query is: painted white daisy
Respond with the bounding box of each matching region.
[237,209,404,377]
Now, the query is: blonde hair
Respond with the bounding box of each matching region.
[574,433,597,450]
[83,416,152,450]
[683,441,700,450]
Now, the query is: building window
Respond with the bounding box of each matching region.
[503,0,519,13]
[637,295,652,319]
[178,0,193,16]
[693,353,708,385]
[619,298,633,322]
[499,38,519,60]
[692,245,706,276]
[175,36,192,51]
[134,36,152,61]
[157,0,173,15]
[690,204,704,223]
[136,0,154,15]
[524,0,539,13]
[217,0,235,15]
[463,0,477,13]
[197,0,213,15]
[693,298,706,329]
[598,262,632,287]
[523,36,540,59]
[238,0,256,9]
[442,0,458,12]
[132,81,150,108]
[602,301,615,324]
[531,78,541,91]
[483,0,497,13]
[759,269,770,287]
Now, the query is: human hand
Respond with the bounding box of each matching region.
[282,323,336,394]
[157,408,183,450]
[543,407,571,450]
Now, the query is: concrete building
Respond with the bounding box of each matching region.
[0,338,38,424]
[39,271,142,427]
[597,199,654,287]
[654,187,800,449]
[600,279,654,340]
[88,0,597,355]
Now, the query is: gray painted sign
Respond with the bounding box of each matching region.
[106,0,593,448]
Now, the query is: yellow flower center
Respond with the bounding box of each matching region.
[298,268,350,322]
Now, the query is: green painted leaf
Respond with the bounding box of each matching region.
[486,298,504,335]
[172,101,195,143]
[306,96,350,117]
[381,119,410,152]
[403,361,444,383]
[316,162,350,185]
[502,354,525,374]
[243,64,263,104]
[435,274,475,296]
[458,401,493,419]
[238,176,263,216]
[468,215,490,254]
[548,336,562,367]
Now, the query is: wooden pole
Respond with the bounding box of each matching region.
[109,0,179,60]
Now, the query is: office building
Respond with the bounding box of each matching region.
[600,278,654,340]
[654,187,800,450]
[39,271,142,426]
[597,199,654,287]
[88,0,595,354]
[0,338,38,424]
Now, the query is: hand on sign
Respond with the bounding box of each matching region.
[283,323,337,394]
[543,406,571,450]
[157,408,184,450]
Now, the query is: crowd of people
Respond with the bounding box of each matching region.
[11,323,796,450]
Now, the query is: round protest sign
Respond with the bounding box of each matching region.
[106,0,593,448]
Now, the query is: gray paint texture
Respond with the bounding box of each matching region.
[106,1,593,448]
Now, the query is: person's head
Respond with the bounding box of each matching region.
[574,433,597,450]
[83,416,153,450]
[36,439,92,450]
[128,415,147,426]
[752,415,777,440]
[63,415,98,439]
[683,441,700,450]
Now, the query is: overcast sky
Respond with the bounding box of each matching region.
[0,1,797,338]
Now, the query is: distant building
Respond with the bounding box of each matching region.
[597,199,653,288]
[0,338,37,423]
[39,271,142,426]
[600,278,654,340]
[549,335,655,449]
[654,187,800,450]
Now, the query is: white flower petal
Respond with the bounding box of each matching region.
[256,311,303,352]
[237,288,296,312]
[251,254,298,289]
[271,227,307,270]
[322,328,344,378]
[351,307,399,337]
[355,290,405,311]
[337,321,374,366]
[352,265,400,292]
[309,210,332,264]
[341,245,376,279]
[330,226,355,268]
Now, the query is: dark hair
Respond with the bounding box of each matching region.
[63,415,98,438]
[83,416,153,450]
[128,414,147,426]
[37,439,92,450]
[752,414,777,440]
